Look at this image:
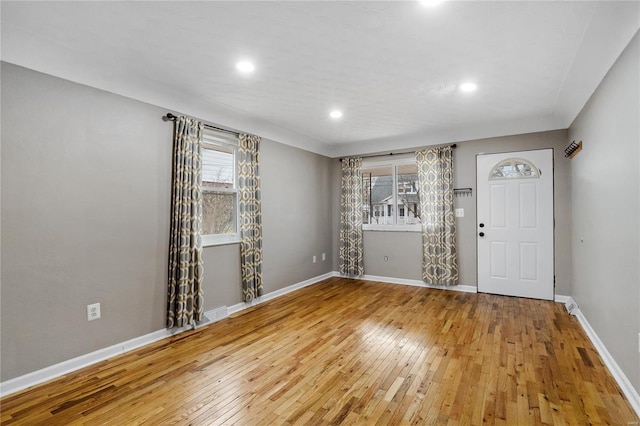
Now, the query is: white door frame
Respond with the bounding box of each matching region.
[476,149,555,300]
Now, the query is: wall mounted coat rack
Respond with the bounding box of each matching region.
[565,140,582,158]
[454,188,473,197]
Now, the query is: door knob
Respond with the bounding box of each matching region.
[479,232,485,237]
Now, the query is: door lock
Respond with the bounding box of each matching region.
[479,232,485,237]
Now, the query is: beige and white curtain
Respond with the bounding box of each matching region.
[167,116,204,328]
[238,134,263,302]
[416,146,459,286]
[339,157,364,276]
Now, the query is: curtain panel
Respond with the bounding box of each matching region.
[339,157,364,277]
[416,146,459,286]
[167,116,205,328]
[238,134,263,302]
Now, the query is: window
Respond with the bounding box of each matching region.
[201,131,240,245]
[489,158,540,180]
[362,155,421,231]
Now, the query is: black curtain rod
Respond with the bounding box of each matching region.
[340,144,457,161]
[163,113,240,137]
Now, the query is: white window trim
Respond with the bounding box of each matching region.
[363,224,421,232]
[201,130,241,246]
[362,154,421,232]
[202,233,241,247]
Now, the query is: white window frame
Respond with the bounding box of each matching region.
[201,130,241,247]
[362,154,421,232]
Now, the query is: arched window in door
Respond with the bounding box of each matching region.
[489,157,540,180]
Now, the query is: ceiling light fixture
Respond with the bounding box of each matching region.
[459,82,478,93]
[236,60,255,74]
[330,110,343,119]
[419,0,445,7]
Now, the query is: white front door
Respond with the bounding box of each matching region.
[477,149,554,300]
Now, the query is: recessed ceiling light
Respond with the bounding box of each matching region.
[459,82,478,93]
[420,0,445,7]
[330,110,343,119]
[236,61,255,74]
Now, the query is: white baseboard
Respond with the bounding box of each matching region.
[554,295,580,316]
[206,305,230,322]
[571,305,640,418]
[0,271,336,398]
[358,274,477,293]
[227,271,338,315]
[0,329,168,398]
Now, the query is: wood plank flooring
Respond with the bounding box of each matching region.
[1,277,637,425]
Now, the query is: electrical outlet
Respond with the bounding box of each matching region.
[322,252,326,261]
[455,208,464,218]
[87,303,101,321]
[312,255,317,264]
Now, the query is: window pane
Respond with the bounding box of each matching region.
[489,158,540,180]
[202,191,236,235]
[202,145,234,189]
[362,166,394,225]
[397,163,419,224]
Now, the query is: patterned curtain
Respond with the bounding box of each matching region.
[416,146,459,286]
[339,157,364,276]
[167,116,204,328]
[238,134,263,302]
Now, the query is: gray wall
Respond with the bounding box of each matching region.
[201,244,242,309]
[1,62,171,381]
[0,63,333,381]
[260,138,334,291]
[358,130,572,295]
[568,32,639,393]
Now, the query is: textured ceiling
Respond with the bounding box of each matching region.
[2,1,639,157]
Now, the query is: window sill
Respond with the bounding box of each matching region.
[362,225,421,232]
[202,234,241,248]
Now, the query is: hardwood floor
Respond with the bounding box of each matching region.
[1,277,637,425]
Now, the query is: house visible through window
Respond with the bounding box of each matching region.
[362,156,421,231]
[201,131,240,245]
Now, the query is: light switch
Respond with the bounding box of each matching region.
[455,208,464,218]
